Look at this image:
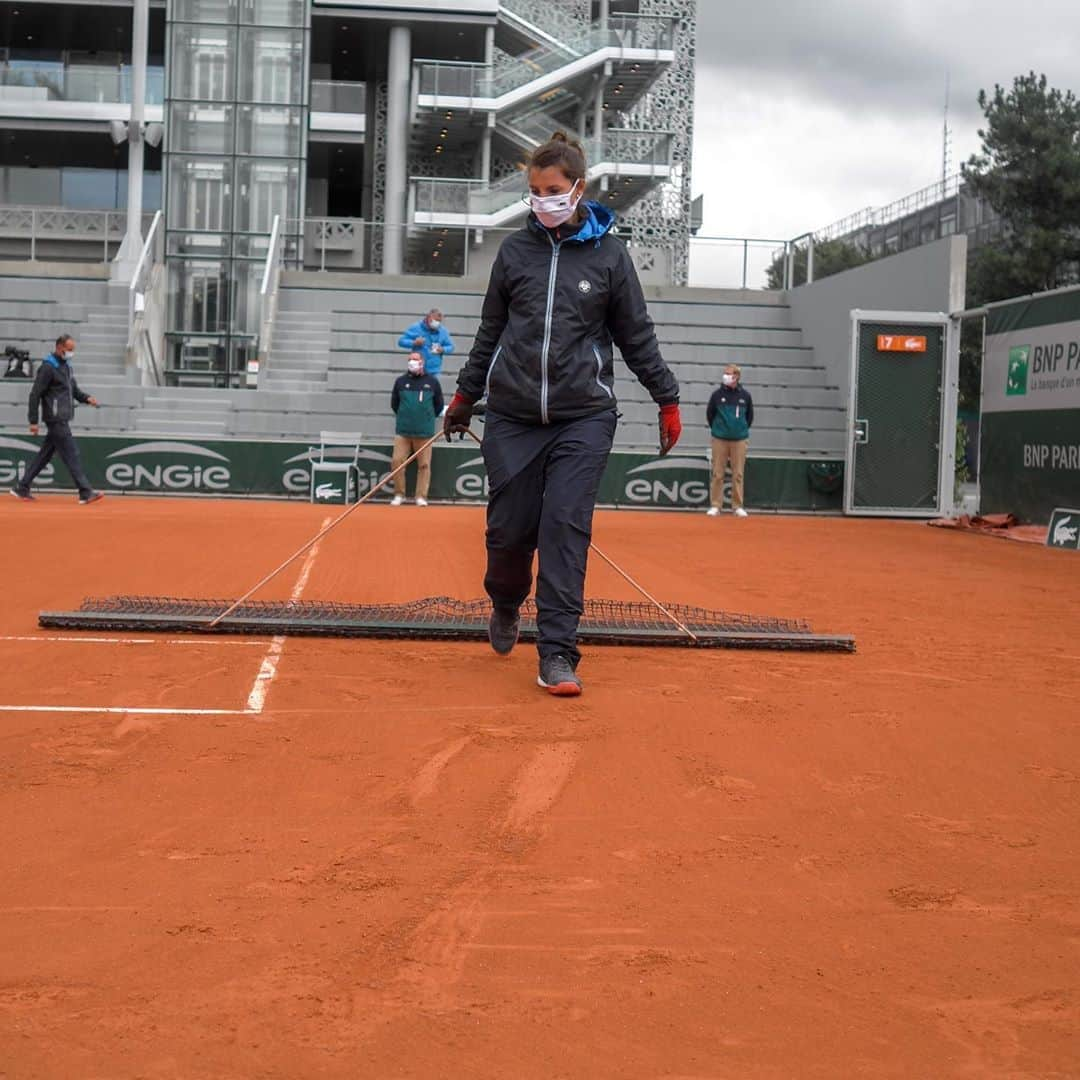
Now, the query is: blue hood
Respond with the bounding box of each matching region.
[529,200,615,246]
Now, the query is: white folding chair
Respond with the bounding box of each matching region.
[308,430,363,503]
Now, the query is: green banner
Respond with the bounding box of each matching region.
[0,431,843,512]
[980,410,1080,522]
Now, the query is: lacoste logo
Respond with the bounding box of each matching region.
[315,483,342,499]
[578,279,591,294]
[1053,517,1078,546]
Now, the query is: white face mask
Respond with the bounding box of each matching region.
[722,374,737,387]
[428,319,441,330]
[530,181,583,228]
[407,359,423,376]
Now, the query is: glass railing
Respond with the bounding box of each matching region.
[310,80,366,114]
[0,63,165,106]
[499,0,586,50]
[415,14,674,102]
[411,131,671,218]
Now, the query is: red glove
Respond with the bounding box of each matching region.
[443,392,474,441]
[658,403,682,456]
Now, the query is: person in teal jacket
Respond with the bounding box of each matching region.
[398,308,455,378]
[706,363,754,517]
[390,355,444,506]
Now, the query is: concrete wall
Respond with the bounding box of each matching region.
[787,235,967,397]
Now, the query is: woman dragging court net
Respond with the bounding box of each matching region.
[444,132,683,697]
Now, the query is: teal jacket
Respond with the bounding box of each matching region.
[706,384,754,441]
[391,372,444,437]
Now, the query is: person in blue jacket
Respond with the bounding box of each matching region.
[706,363,753,517]
[398,308,455,378]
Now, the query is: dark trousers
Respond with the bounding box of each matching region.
[18,421,93,499]
[482,409,616,666]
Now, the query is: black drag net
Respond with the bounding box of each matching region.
[40,596,855,652]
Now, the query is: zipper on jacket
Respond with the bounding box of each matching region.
[591,344,613,398]
[484,344,503,399]
[540,233,562,424]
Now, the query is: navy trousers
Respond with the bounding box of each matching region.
[17,421,93,499]
[482,409,616,666]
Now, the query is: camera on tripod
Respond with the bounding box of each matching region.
[3,345,33,379]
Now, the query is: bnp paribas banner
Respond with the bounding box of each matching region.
[0,432,843,511]
[981,286,1080,521]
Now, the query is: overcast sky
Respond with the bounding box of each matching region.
[689,0,1079,272]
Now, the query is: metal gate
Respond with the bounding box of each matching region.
[845,310,957,516]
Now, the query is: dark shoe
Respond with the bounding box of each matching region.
[537,654,582,697]
[10,488,35,502]
[488,606,520,656]
[79,492,105,505]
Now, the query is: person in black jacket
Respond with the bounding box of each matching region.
[11,334,104,504]
[445,131,682,697]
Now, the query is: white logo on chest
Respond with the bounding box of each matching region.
[578,279,592,294]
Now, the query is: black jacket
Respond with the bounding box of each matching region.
[28,353,91,424]
[457,203,678,424]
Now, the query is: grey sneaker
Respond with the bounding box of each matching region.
[79,492,105,505]
[488,606,520,656]
[537,654,582,697]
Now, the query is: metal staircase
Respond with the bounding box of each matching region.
[408,5,676,236]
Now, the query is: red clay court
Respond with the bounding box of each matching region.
[1,496,1078,1078]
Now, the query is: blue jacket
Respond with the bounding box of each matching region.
[398,319,455,377]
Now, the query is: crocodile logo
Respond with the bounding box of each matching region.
[1052,516,1078,546]
[315,482,343,500]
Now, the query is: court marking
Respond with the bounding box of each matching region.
[0,635,267,647]
[245,515,332,714]
[0,705,257,716]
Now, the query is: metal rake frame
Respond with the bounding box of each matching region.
[39,596,855,652]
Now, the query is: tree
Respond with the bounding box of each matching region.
[765,238,872,290]
[962,72,1080,304]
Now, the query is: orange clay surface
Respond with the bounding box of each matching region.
[1,495,1079,1080]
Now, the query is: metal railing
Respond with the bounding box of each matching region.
[688,235,792,291]
[0,62,165,105]
[0,205,158,262]
[127,209,164,386]
[813,173,964,244]
[256,215,285,387]
[415,14,675,103]
[310,79,366,113]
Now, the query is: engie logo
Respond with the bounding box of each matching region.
[281,447,393,496]
[105,441,231,491]
[1007,345,1030,396]
[0,435,54,487]
[623,457,712,506]
[455,455,488,499]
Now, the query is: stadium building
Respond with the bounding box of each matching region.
[0,0,968,518]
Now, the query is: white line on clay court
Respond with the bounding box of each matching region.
[0,635,266,646]
[244,514,332,715]
[0,705,257,716]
